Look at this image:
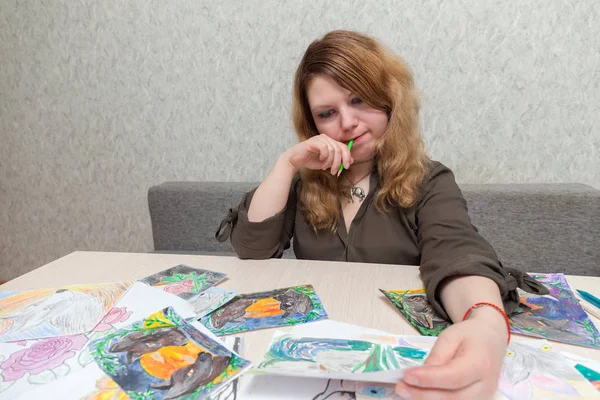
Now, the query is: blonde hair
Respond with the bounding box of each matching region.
[292,30,430,231]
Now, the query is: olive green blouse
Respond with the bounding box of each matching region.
[216,161,548,319]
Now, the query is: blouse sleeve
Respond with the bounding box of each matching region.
[215,178,298,259]
[415,162,549,320]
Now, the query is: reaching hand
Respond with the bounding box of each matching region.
[395,318,508,400]
[283,134,353,175]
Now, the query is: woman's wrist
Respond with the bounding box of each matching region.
[278,150,299,175]
[463,303,511,344]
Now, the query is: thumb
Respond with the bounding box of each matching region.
[424,328,462,366]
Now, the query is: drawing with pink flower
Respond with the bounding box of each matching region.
[163,279,194,295]
[1,334,88,382]
[92,307,132,332]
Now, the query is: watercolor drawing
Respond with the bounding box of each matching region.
[199,285,328,336]
[509,273,600,349]
[138,265,226,302]
[495,341,600,399]
[0,334,90,397]
[256,332,427,381]
[80,337,245,400]
[0,282,131,342]
[89,307,251,400]
[380,289,450,336]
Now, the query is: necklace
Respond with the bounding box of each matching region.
[341,170,372,203]
[352,158,374,165]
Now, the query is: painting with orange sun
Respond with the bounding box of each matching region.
[89,307,251,399]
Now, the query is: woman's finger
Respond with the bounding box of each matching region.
[321,142,335,169]
[330,144,342,175]
[307,140,328,162]
[402,345,486,390]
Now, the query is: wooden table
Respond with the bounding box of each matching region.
[2,251,600,367]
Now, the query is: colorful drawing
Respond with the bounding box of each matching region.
[0,334,89,394]
[495,341,600,399]
[381,274,600,349]
[0,282,131,342]
[509,273,600,349]
[199,285,328,336]
[138,264,226,302]
[89,307,251,400]
[255,331,427,382]
[380,289,450,336]
[81,337,246,400]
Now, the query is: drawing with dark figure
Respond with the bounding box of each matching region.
[200,285,328,335]
[89,307,251,400]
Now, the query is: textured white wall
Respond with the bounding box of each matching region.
[1,1,599,281]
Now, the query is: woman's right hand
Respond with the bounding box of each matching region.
[282,134,354,175]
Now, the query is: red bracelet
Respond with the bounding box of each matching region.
[462,302,511,344]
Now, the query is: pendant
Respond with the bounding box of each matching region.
[342,187,366,203]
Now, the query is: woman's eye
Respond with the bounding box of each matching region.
[318,110,335,119]
[351,97,362,104]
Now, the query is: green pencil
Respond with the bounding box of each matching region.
[336,139,354,177]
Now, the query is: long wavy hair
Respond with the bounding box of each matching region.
[293,30,430,231]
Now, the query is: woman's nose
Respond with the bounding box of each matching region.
[340,108,358,131]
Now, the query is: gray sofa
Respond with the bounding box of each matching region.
[148,182,600,277]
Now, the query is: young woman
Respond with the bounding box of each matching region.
[217,30,547,399]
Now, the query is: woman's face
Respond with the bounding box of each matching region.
[306,74,389,161]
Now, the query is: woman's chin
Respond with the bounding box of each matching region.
[352,145,376,162]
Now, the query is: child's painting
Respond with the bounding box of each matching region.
[495,341,600,399]
[89,307,251,400]
[255,331,428,383]
[0,334,91,397]
[381,273,600,349]
[0,282,131,342]
[138,264,227,301]
[510,273,600,349]
[199,285,328,336]
[380,289,450,336]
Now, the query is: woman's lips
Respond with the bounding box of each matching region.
[351,133,367,144]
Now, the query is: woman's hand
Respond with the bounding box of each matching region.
[282,134,353,175]
[395,309,508,400]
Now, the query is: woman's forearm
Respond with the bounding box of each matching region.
[439,275,509,341]
[247,152,297,222]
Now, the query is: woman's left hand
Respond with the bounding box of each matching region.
[395,312,508,400]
